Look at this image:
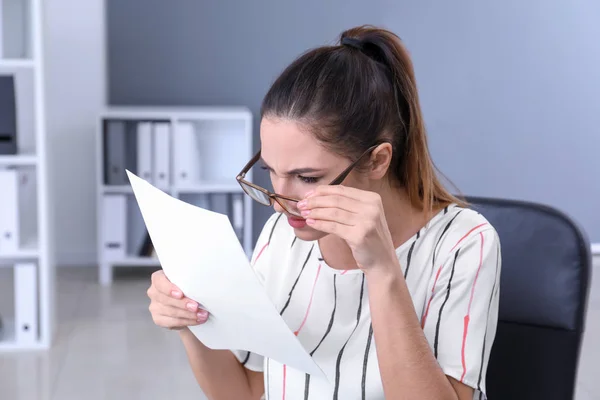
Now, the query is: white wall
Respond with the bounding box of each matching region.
[44,0,105,266]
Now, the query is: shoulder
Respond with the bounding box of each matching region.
[433,204,500,254]
[418,204,501,271]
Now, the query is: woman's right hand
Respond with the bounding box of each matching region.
[147,270,209,330]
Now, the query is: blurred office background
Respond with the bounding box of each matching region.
[0,0,599,399]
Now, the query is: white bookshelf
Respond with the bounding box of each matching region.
[0,0,54,351]
[96,106,255,285]
[0,59,33,69]
[0,153,37,165]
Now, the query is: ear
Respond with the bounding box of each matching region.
[368,142,393,180]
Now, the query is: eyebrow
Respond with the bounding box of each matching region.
[260,158,325,176]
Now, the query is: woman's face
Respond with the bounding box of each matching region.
[260,117,366,241]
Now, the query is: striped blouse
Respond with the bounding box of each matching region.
[233,203,501,400]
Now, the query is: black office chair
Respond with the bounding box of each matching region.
[466,196,592,399]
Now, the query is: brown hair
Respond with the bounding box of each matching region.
[261,25,466,214]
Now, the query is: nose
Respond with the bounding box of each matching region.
[273,178,294,198]
[271,179,299,214]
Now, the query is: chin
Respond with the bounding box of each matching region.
[292,226,328,242]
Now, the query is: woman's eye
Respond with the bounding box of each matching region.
[299,175,320,184]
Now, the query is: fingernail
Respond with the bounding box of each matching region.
[197,310,208,321]
[186,302,198,312]
[301,210,310,217]
[306,218,315,225]
[305,191,314,198]
[297,200,307,209]
[171,290,182,298]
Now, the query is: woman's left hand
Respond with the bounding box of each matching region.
[297,185,398,272]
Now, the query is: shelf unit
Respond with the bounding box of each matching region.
[0,59,34,69]
[96,106,254,285]
[0,0,54,351]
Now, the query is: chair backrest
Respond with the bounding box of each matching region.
[466,196,592,399]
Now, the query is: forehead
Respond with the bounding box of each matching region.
[259,117,331,163]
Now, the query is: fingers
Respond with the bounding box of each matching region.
[151,270,183,298]
[149,302,209,329]
[305,218,348,239]
[301,206,356,226]
[148,285,199,311]
[298,194,361,215]
[150,301,208,323]
[306,185,377,201]
[148,269,208,330]
[151,314,206,330]
[149,270,200,311]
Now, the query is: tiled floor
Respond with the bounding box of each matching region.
[1,257,599,400]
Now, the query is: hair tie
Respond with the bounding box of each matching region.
[341,37,364,51]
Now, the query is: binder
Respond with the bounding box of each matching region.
[102,195,126,261]
[2,0,28,58]
[124,121,138,179]
[0,169,19,254]
[17,168,37,249]
[0,76,17,155]
[127,193,147,256]
[173,121,201,186]
[209,193,230,215]
[104,120,127,185]
[14,262,38,344]
[152,122,171,189]
[181,193,210,210]
[136,122,153,182]
[210,194,233,231]
[231,193,244,243]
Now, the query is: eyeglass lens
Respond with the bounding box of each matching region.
[239,181,271,206]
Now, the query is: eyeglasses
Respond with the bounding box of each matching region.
[236,143,382,217]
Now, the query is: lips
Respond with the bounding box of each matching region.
[287,215,307,228]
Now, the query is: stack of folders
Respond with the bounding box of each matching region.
[128,193,245,259]
[0,168,34,255]
[208,193,245,244]
[104,119,210,188]
[102,193,155,260]
[193,193,244,242]
[103,118,247,260]
[103,119,172,189]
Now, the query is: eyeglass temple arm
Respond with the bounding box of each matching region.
[330,167,354,185]
[238,150,262,179]
[329,144,382,185]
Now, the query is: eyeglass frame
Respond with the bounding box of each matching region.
[235,142,385,217]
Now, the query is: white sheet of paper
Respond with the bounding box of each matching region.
[126,170,325,380]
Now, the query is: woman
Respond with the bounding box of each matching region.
[147,25,501,400]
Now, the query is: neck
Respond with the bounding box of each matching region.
[318,182,431,271]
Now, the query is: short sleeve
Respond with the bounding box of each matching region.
[421,228,501,399]
[230,212,284,372]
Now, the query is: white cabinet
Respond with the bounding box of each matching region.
[0,0,54,351]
